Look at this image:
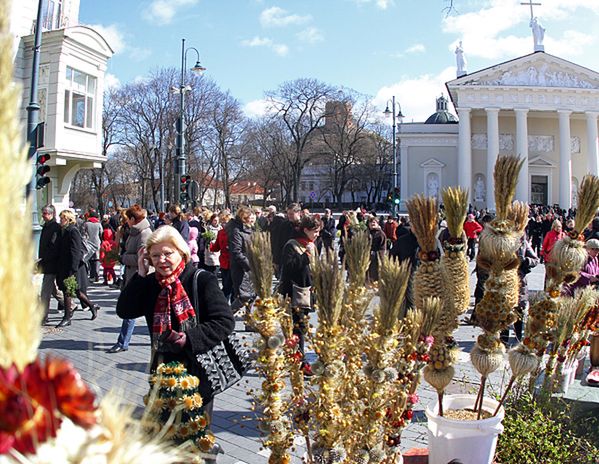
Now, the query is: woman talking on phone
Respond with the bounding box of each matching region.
[116,225,234,422]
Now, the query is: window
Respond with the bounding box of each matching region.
[41,0,63,30]
[63,66,96,129]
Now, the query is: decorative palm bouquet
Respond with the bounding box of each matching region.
[246,230,439,463]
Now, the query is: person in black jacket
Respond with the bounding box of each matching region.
[56,210,100,327]
[116,225,234,422]
[319,208,336,253]
[368,216,387,283]
[227,206,256,311]
[39,205,64,324]
[168,204,190,242]
[269,204,301,276]
[279,215,321,367]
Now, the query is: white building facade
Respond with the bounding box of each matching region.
[400,51,599,211]
[11,0,113,213]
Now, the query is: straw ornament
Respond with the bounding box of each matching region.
[0,0,41,370]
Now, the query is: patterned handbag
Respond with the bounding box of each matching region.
[192,269,253,395]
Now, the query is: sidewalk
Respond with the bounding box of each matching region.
[38,262,598,463]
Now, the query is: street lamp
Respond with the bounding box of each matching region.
[383,96,404,214]
[173,38,205,210]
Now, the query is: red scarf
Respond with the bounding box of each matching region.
[295,237,313,248]
[152,260,196,342]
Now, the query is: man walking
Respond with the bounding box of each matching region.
[319,208,336,252]
[38,205,64,324]
[464,214,483,261]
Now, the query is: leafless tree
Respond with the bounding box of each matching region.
[265,78,335,202]
[317,90,375,209]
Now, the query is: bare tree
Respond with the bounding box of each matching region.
[265,78,335,202]
[317,91,375,209]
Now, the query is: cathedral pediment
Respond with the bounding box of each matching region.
[447,52,599,91]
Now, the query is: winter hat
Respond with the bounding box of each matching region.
[585,238,599,249]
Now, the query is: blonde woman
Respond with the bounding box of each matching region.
[56,210,100,327]
[116,225,234,421]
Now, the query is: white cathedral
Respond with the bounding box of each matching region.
[399,24,599,212]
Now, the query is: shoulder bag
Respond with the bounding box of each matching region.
[192,269,253,396]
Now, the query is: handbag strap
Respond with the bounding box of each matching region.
[192,267,207,313]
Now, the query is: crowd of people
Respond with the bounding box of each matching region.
[37,199,599,436]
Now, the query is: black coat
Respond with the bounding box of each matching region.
[57,224,84,281]
[227,218,254,301]
[39,218,62,274]
[116,262,234,401]
[279,238,312,299]
[320,217,336,244]
[269,217,297,266]
[172,218,190,242]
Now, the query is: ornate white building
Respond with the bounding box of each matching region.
[11,0,113,213]
[400,51,599,211]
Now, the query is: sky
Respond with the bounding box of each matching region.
[79,0,599,123]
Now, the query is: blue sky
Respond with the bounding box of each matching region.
[80,0,599,122]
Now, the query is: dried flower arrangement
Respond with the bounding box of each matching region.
[246,230,439,464]
[492,174,599,405]
[143,361,214,462]
[407,192,469,417]
[0,0,196,461]
[246,231,295,464]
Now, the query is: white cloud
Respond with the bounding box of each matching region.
[297,27,324,44]
[374,67,456,124]
[405,43,425,54]
[241,36,289,56]
[104,73,121,90]
[260,6,311,28]
[352,0,394,10]
[142,0,198,25]
[89,24,125,54]
[128,46,152,62]
[442,0,597,61]
[243,99,272,118]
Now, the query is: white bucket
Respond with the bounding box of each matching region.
[554,364,573,394]
[569,360,578,385]
[426,394,504,464]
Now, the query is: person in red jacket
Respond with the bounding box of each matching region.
[99,228,118,285]
[383,215,398,247]
[210,212,232,302]
[464,214,483,261]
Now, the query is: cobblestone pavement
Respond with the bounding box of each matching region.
[38,262,598,463]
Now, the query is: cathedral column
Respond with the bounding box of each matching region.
[558,110,572,209]
[485,108,499,210]
[586,111,599,176]
[515,108,529,202]
[457,107,472,202]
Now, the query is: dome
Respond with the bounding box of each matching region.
[424,95,458,124]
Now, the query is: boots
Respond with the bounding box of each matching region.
[57,296,73,328]
[89,305,100,321]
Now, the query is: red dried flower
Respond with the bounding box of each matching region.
[0,357,98,455]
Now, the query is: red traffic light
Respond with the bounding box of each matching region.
[180,175,191,184]
[37,153,51,164]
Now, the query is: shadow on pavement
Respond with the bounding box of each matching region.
[93,326,150,335]
[116,362,149,373]
[40,339,108,351]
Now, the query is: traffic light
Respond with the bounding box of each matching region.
[386,190,393,203]
[35,153,51,189]
[393,187,400,205]
[180,175,191,202]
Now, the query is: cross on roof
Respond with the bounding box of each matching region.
[521,0,542,20]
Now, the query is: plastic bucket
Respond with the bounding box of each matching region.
[554,364,573,393]
[425,394,504,464]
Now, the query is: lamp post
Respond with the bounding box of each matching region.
[174,38,205,210]
[383,96,404,215]
[27,0,44,250]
